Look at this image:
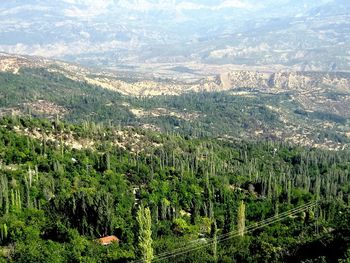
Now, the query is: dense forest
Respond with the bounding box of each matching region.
[0,115,349,262]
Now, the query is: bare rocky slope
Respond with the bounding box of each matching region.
[1,53,350,97]
[218,70,350,92]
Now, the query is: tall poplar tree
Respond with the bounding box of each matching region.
[237,200,246,237]
[137,205,154,263]
[211,220,218,263]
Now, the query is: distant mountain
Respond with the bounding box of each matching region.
[0,0,349,73]
[307,0,350,16]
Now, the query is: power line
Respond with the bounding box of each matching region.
[132,201,318,263]
[153,202,318,262]
[133,201,317,262]
[152,201,316,260]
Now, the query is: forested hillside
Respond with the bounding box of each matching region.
[1,67,349,150]
[0,116,349,262]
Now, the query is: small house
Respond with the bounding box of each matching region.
[98,235,119,246]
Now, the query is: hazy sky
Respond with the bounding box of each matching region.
[0,0,339,26]
[0,0,328,19]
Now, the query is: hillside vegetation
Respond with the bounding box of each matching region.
[0,56,350,150]
[0,116,349,262]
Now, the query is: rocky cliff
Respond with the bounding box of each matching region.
[218,71,350,92]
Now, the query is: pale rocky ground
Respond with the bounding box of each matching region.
[12,125,162,153]
[1,53,349,98]
[130,108,201,122]
[23,100,69,117]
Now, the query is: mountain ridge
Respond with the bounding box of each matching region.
[1,0,349,72]
[0,53,350,151]
[1,53,350,97]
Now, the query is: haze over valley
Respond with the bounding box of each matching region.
[1,0,350,78]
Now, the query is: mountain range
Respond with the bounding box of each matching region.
[0,0,349,75]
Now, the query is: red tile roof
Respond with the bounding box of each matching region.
[98,235,119,245]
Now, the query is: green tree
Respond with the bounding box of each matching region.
[137,205,154,263]
[211,220,218,263]
[237,201,246,237]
